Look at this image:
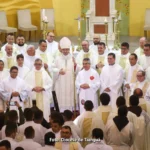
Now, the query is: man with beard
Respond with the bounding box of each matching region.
[89,34,101,53]
[15,35,28,55]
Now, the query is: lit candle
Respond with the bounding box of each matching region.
[104,17,108,23]
[78,20,80,30]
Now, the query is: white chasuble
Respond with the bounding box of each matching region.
[75,68,100,114]
[124,64,143,105]
[35,71,44,111]
[100,64,124,108]
[52,54,74,112]
[134,47,144,58]
[139,55,150,70]
[25,68,52,122]
[0,76,28,111]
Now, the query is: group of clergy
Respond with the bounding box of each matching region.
[0,32,150,150]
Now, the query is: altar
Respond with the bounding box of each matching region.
[85,0,117,46]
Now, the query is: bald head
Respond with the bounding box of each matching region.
[5,44,13,56]
[93,34,101,45]
[82,40,89,52]
[139,37,147,48]
[26,45,35,56]
[133,88,143,98]
[47,32,55,43]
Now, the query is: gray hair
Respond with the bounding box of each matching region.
[26,45,35,51]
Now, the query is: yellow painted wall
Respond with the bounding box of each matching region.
[0,0,81,39]
[52,0,81,36]
[129,0,150,36]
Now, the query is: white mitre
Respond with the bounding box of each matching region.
[60,37,71,49]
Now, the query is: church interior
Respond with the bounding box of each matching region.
[1,0,150,150]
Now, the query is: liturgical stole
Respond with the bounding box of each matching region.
[135,82,149,96]
[97,56,105,74]
[35,72,44,111]
[0,51,3,59]
[84,53,90,59]
[55,142,78,150]
[82,118,92,147]
[102,112,110,125]
[119,57,127,69]
[7,58,15,69]
[40,53,48,63]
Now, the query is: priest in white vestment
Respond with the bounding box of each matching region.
[74,101,104,147]
[124,53,143,105]
[76,40,97,71]
[16,54,30,79]
[139,44,150,70]
[1,44,16,70]
[131,70,150,98]
[105,106,134,150]
[116,42,130,70]
[76,58,100,113]
[63,110,81,138]
[46,32,58,57]
[134,37,146,58]
[1,33,17,56]
[100,53,124,108]
[25,59,52,122]
[89,34,101,54]
[94,93,112,125]
[36,39,54,75]
[52,37,75,112]
[84,128,113,150]
[0,60,9,110]
[15,35,28,55]
[0,66,28,111]
[94,42,108,74]
[24,45,39,70]
[55,126,83,150]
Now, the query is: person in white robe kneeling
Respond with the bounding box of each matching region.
[25,58,52,122]
[37,132,59,150]
[55,126,83,150]
[52,37,75,112]
[16,126,42,150]
[85,128,113,150]
[105,106,134,150]
[100,53,124,108]
[94,93,112,125]
[0,66,28,111]
[76,58,100,113]
[74,101,104,148]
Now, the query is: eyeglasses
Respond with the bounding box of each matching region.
[35,64,42,66]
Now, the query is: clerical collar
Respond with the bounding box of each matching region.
[109,63,115,66]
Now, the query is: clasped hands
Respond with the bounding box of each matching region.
[11,91,20,97]
[32,87,44,93]
[80,83,90,89]
[96,62,104,68]
[59,69,66,75]
[104,87,111,92]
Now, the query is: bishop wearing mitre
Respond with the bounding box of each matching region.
[52,37,76,112]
